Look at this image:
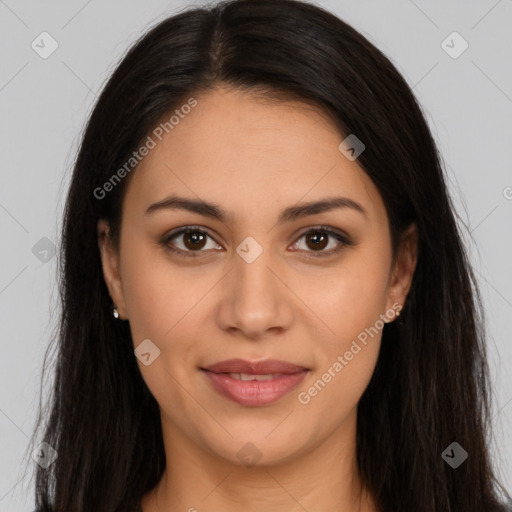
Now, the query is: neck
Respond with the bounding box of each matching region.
[141,409,378,512]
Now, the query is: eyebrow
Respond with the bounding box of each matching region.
[144,194,368,223]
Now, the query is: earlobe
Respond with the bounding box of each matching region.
[97,219,127,319]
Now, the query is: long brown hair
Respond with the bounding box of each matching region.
[27,0,510,510]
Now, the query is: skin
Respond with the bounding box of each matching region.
[98,85,418,512]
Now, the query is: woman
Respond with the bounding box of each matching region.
[27,0,511,510]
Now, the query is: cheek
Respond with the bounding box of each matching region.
[120,245,202,414]
[300,250,390,342]
[298,269,389,418]
[121,266,168,344]
[120,239,197,342]
[344,243,391,308]
[299,339,381,428]
[297,250,389,400]
[120,240,213,396]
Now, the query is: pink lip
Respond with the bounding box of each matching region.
[201,359,309,406]
[203,358,308,374]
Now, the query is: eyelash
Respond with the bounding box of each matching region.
[160,225,353,259]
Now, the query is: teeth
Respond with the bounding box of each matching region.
[228,373,280,381]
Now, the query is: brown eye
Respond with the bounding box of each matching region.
[161,225,353,259]
[291,227,353,257]
[162,227,220,257]
[182,230,208,250]
[304,231,329,251]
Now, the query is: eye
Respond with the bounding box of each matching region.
[290,226,353,258]
[161,226,221,258]
[160,225,353,258]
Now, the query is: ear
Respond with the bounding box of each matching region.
[97,219,128,320]
[385,222,418,318]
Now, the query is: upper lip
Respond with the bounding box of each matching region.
[202,358,309,375]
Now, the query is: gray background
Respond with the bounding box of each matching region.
[1,0,511,509]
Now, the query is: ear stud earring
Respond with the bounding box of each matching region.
[112,304,119,319]
[384,306,402,324]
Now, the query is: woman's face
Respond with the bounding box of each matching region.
[98,85,416,467]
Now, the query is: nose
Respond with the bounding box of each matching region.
[215,245,294,341]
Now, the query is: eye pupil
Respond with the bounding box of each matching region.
[184,231,207,250]
[306,232,328,251]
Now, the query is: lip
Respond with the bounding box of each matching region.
[203,358,308,374]
[201,359,309,406]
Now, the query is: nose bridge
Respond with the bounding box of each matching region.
[216,236,293,338]
[233,236,279,310]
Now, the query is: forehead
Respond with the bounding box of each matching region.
[122,86,385,225]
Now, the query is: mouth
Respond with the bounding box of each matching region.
[200,359,310,406]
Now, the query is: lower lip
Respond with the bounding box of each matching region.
[202,370,309,406]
